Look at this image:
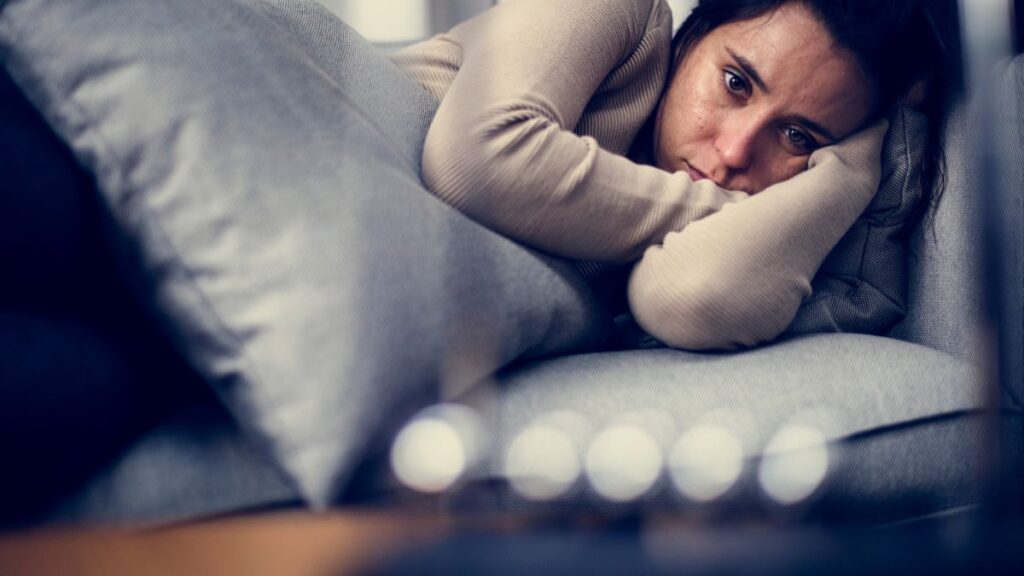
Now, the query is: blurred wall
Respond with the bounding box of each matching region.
[321,0,492,47]
[667,0,697,31]
[323,0,699,48]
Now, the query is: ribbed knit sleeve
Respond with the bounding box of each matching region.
[390,0,749,264]
[627,121,889,350]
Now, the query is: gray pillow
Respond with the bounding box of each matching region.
[782,106,927,337]
[0,0,617,507]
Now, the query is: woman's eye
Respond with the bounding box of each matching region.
[784,127,815,151]
[722,69,749,96]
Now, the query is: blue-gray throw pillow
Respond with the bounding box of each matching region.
[0,0,617,507]
[782,106,926,337]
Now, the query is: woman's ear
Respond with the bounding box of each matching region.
[898,78,928,109]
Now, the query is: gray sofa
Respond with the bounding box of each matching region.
[2,0,1020,528]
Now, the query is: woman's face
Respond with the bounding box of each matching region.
[653,2,874,194]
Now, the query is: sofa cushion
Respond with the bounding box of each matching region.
[491,334,984,457]
[39,333,1001,526]
[446,333,993,520]
[0,0,618,508]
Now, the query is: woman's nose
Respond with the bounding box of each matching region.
[713,113,763,172]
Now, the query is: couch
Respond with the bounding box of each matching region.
[1,0,1021,529]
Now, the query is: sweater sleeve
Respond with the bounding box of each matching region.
[416,0,749,264]
[626,121,890,350]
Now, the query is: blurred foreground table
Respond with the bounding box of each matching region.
[0,509,453,576]
[3,508,1024,576]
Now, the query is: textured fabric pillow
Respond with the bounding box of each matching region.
[774,105,929,334]
[615,106,927,349]
[782,106,927,337]
[0,0,618,507]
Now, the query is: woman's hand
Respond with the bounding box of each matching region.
[807,118,889,203]
[627,119,890,351]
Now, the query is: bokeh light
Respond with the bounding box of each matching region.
[585,423,664,502]
[668,424,745,502]
[390,404,484,493]
[504,423,581,500]
[758,423,829,505]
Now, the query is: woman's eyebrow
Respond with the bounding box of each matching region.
[792,116,838,142]
[726,47,769,94]
[725,47,839,143]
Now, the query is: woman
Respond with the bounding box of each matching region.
[388,0,958,350]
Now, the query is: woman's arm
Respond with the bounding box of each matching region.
[415,0,748,264]
[627,121,889,350]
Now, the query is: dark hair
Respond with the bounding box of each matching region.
[669,0,963,236]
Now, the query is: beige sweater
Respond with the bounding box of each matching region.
[387,0,886,350]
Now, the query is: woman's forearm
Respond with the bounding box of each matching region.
[423,113,748,263]
[627,121,889,350]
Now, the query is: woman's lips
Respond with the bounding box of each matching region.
[685,162,708,182]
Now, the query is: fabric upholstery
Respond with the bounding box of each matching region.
[992,56,1024,406]
[446,333,993,519]
[783,107,926,337]
[888,55,1024,393]
[493,334,984,443]
[0,0,618,507]
[885,99,987,367]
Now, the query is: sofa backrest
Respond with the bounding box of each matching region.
[888,56,1023,381]
[885,97,985,365]
[995,57,1024,407]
